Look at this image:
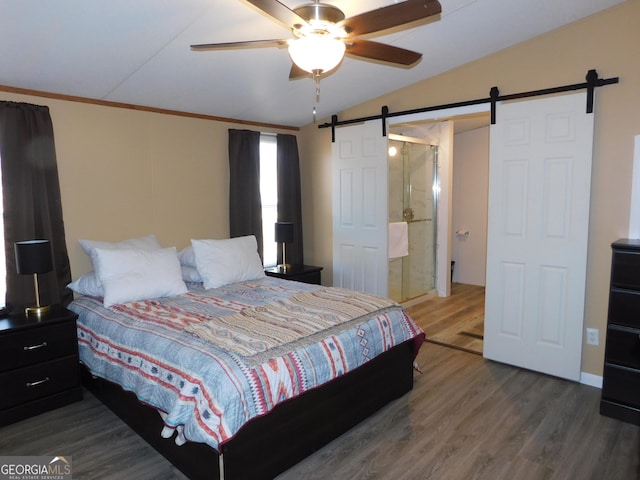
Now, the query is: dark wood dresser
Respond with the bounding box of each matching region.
[0,305,82,426]
[265,264,323,285]
[600,239,640,425]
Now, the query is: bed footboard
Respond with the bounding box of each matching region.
[81,368,222,479]
[82,339,416,480]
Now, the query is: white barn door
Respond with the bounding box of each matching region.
[332,120,388,296]
[484,92,594,381]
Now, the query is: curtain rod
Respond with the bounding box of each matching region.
[318,69,619,142]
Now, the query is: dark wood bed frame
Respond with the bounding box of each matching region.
[82,339,416,480]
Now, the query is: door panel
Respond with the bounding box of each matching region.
[484,93,594,381]
[332,121,388,295]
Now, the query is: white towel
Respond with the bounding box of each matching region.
[388,222,409,259]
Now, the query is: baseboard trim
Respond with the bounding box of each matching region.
[580,371,603,388]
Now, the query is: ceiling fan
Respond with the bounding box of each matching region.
[191,0,442,79]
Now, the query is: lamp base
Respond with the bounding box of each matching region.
[25,305,51,318]
[277,263,292,273]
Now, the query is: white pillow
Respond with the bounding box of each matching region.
[191,236,265,289]
[78,235,163,292]
[181,265,203,283]
[80,235,162,264]
[67,271,104,297]
[94,247,187,307]
[178,245,197,268]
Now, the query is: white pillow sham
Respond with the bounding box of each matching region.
[181,265,203,283]
[94,246,187,307]
[178,245,197,268]
[79,234,161,261]
[191,235,265,289]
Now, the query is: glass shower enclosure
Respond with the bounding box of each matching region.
[388,134,438,302]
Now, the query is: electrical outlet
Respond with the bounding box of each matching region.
[586,328,599,346]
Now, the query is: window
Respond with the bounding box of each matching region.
[260,134,278,267]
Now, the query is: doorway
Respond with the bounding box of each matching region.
[390,111,491,355]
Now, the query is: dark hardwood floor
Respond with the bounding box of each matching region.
[1,339,637,479]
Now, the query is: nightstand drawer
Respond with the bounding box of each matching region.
[0,321,78,372]
[608,288,640,329]
[288,270,321,285]
[0,355,80,410]
[605,326,640,369]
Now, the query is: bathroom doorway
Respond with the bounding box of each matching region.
[388,134,438,303]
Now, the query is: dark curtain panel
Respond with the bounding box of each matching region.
[276,133,303,265]
[228,129,263,259]
[0,101,73,311]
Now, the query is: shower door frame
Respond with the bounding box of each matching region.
[388,133,438,302]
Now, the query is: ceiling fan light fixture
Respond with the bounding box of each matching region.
[288,35,345,74]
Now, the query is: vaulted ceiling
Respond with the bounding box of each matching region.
[0,0,626,128]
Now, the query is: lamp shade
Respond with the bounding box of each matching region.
[15,240,53,275]
[288,35,345,74]
[275,222,294,244]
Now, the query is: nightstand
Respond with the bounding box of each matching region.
[0,305,82,426]
[265,265,323,285]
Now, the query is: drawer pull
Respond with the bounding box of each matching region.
[23,341,48,351]
[26,377,50,387]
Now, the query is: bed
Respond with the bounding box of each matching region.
[67,235,425,479]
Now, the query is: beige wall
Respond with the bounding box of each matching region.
[0,92,294,277]
[298,0,640,376]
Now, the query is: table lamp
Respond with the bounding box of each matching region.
[274,222,294,272]
[15,239,53,317]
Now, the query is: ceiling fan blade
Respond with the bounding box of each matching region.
[345,39,422,66]
[341,0,442,37]
[245,0,308,28]
[289,63,309,79]
[191,39,287,51]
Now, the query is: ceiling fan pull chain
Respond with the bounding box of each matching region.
[312,70,321,122]
[314,71,321,102]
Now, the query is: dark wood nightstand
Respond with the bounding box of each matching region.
[265,265,323,285]
[0,305,82,426]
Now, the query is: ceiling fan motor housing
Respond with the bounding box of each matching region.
[293,2,345,30]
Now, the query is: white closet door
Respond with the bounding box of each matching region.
[484,92,594,381]
[332,120,388,296]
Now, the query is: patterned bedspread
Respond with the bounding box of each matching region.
[69,276,425,451]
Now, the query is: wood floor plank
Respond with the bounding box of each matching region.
[407,283,486,355]
[279,343,639,480]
